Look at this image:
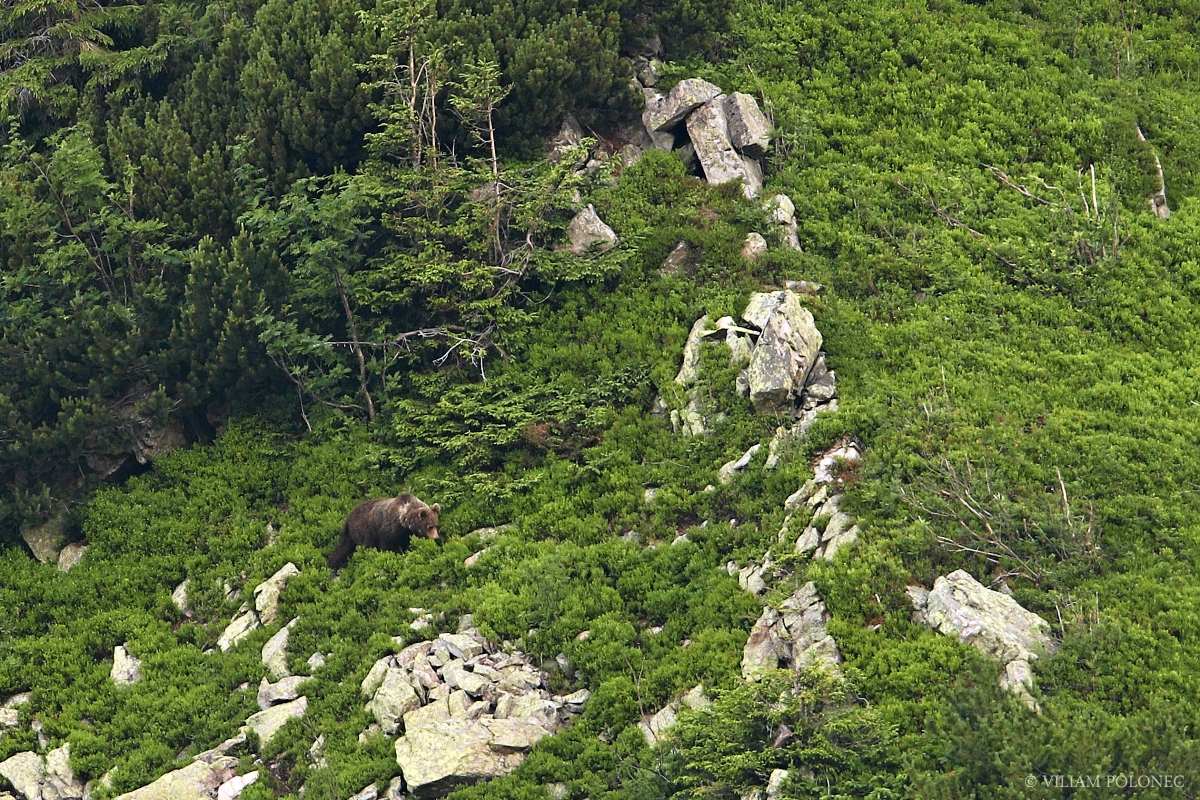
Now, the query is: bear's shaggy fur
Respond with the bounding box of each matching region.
[327,493,441,568]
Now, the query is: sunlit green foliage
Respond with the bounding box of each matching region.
[4,0,1200,797]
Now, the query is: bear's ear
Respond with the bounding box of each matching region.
[431,503,441,514]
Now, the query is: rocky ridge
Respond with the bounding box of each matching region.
[358,620,588,797]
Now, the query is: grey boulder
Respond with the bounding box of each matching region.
[565,205,618,255]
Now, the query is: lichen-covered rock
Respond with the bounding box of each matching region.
[723,92,771,157]
[645,78,722,132]
[367,668,422,735]
[256,675,308,710]
[171,580,190,615]
[252,562,299,625]
[244,696,307,747]
[765,194,802,251]
[674,316,712,386]
[686,98,761,199]
[566,205,618,255]
[718,444,762,485]
[110,645,142,686]
[741,232,768,261]
[56,543,87,573]
[742,583,840,679]
[0,751,44,800]
[217,609,258,653]
[115,757,238,800]
[261,618,298,680]
[394,718,551,797]
[639,685,710,745]
[744,292,822,412]
[20,515,68,565]
[909,569,1056,710]
[215,771,257,800]
[910,570,1055,665]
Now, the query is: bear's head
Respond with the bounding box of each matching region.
[415,502,441,543]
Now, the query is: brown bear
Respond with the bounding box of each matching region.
[327,493,441,568]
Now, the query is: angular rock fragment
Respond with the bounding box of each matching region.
[909,569,1056,710]
[723,92,772,157]
[645,78,723,132]
[566,205,618,255]
[742,582,840,679]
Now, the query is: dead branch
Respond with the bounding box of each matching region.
[894,179,1019,271]
[981,163,1058,207]
[1135,124,1171,219]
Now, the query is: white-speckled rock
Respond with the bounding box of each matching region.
[565,205,618,255]
[111,645,143,686]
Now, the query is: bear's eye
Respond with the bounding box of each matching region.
[419,508,428,518]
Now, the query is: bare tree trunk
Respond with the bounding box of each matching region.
[486,101,504,261]
[330,266,375,421]
[1135,125,1171,219]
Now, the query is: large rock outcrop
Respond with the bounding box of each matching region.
[686,98,763,199]
[666,291,836,447]
[742,582,841,680]
[908,570,1057,710]
[0,744,84,800]
[551,72,773,210]
[358,621,587,795]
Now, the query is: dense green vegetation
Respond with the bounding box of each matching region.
[4,0,1200,798]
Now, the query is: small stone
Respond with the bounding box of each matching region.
[348,784,379,800]
[718,444,762,485]
[217,609,260,652]
[741,232,768,261]
[171,579,190,614]
[111,645,143,686]
[306,652,327,672]
[257,675,308,709]
[57,542,87,572]
[216,771,259,800]
[659,241,694,276]
[560,688,591,710]
[308,734,326,768]
[463,549,489,568]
